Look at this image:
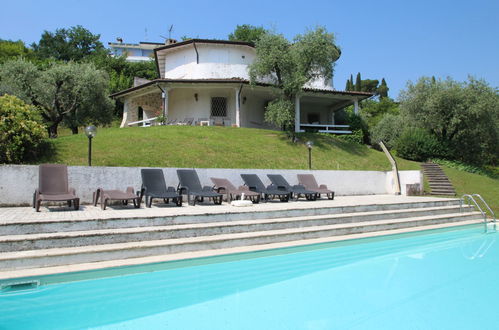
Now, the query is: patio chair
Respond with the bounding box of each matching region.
[166,118,178,125]
[240,174,290,202]
[210,177,261,203]
[140,169,182,207]
[93,187,141,210]
[297,174,335,200]
[267,174,317,201]
[178,117,194,126]
[33,164,80,212]
[177,169,223,205]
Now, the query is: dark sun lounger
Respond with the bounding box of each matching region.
[240,174,290,202]
[33,164,80,212]
[297,174,335,200]
[267,174,317,201]
[140,169,182,207]
[93,187,141,210]
[177,169,223,205]
[210,177,261,203]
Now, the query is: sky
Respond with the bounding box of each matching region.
[1,0,498,98]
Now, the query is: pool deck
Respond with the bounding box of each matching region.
[0,194,457,223]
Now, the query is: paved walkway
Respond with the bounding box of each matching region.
[0,195,456,224]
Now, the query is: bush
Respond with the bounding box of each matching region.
[395,127,442,162]
[335,129,364,144]
[369,113,405,150]
[0,94,47,163]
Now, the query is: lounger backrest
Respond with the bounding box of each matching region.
[241,174,266,191]
[141,169,168,194]
[39,164,69,195]
[210,178,236,191]
[177,169,203,192]
[297,174,319,190]
[267,174,291,189]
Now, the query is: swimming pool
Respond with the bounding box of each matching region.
[0,224,497,329]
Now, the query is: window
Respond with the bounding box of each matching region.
[211,97,227,117]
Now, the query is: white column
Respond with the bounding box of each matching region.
[120,99,129,128]
[330,109,335,125]
[162,88,170,119]
[235,88,241,127]
[353,98,359,115]
[295,95,301,132]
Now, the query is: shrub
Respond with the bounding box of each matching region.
[336,129,364,144]
[0,94,47,163]
[369,113,404,150]
[395,127,442,162]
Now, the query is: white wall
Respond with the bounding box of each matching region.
[0,165,421,206]
[164,44,255,80]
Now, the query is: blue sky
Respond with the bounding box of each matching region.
[1,0,498,97]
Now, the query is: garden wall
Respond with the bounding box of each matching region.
[0,165,421,206]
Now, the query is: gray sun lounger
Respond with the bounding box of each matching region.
[93,187,142,210]
[210,177,261,203]
[267,174,317,201]
[240,174,290,202]
[33,164,80,212]
[297,174,335,200]
[140,169,182,207]
[177,169,223,205]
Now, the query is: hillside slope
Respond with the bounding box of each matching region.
[41,126,420,170]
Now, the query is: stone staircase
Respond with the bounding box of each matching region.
[422,163,456,196]
[0,199,482,279]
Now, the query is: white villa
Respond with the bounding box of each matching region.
[111,39,373,133]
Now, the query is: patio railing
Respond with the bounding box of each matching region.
[298,124,352,134]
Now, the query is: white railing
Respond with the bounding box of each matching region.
[298,124,352,134]
[127,117,158,127]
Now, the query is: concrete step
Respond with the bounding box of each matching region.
[0,199,462,235]
[0,205,472,252]
[0,212,483,271]
[0,219,485,281]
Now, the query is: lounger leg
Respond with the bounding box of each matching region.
[67,200,72,207]
[74,198,79,210]
[36,200,41,212]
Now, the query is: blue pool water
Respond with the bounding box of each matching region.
[1,224,498,329]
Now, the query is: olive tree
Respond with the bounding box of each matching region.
[0,59,114,137]
[249,26,341,134]
[399,76,498,165]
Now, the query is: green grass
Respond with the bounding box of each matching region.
[40,126,421,170]
[442,166,499,215]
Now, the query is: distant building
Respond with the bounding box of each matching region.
[108,39,177,62]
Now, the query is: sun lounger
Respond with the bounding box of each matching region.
[33,164,80,212]
[240,174,290,202]
[140,169,182,207]
[297,174,335,200]
[267,174,317,201]
[93,187,141,210]
[210,177,261,203]
[177,169,223,205]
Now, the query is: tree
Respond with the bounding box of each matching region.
[32,25,107,62]
[0,59,114,137]
[0,39,33,63]
[249,26,341,133]
[228,24,268,44]
[360,79,379,93]
[0,94,47,163]
[355,72,362,91]
[399,76,498,165]
[378,78,389,98]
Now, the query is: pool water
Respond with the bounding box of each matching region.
[1,224,497,329]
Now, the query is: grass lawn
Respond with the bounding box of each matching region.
[41,126,421,171]
[443,166,499,215]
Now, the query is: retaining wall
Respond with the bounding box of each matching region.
[0,165,421,206]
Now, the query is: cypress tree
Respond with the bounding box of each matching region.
[378,78,389,98]
[355,72,362,91]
